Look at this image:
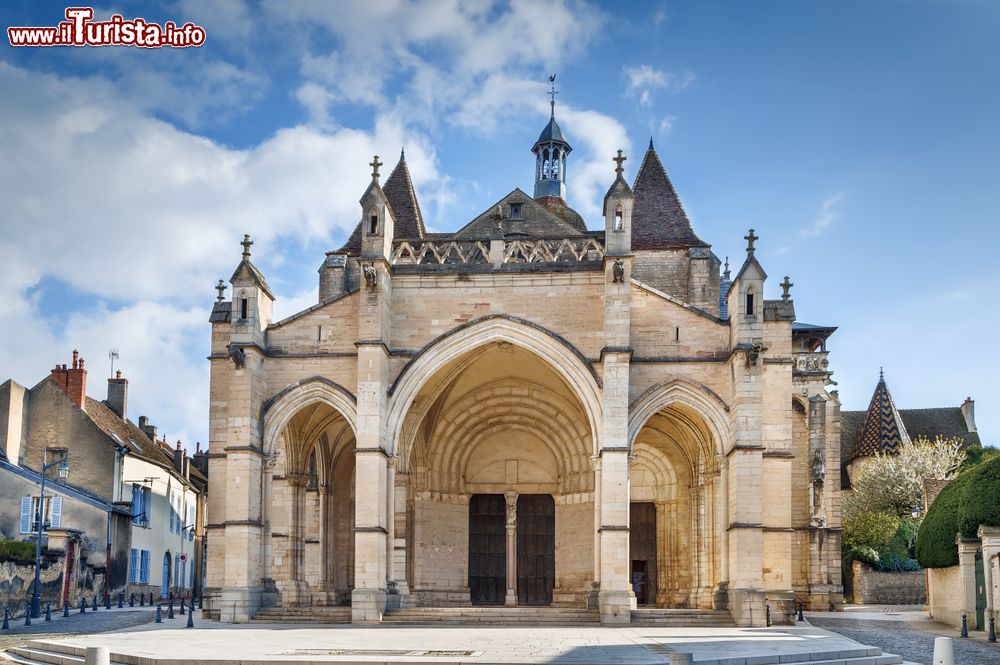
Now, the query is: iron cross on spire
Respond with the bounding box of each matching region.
[241,234,253,259]
[781,276,793,302]
[369,155,383,180]
[744,228,759,254]
[548,73,557,116]
[613,149,626,175]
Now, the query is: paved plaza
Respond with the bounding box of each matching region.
[4,616,900,664]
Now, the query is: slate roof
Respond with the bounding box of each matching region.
[631,142,709,250]
[338,152,425,255]
[453,189,590,239]
[533,114,570,149]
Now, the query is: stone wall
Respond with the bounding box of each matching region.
[851,561,926,605]
[927,565,963,628]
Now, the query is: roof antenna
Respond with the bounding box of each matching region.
[547,74,558,117]
[108,349,119,378]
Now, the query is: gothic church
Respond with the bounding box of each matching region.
[205,102,843,626]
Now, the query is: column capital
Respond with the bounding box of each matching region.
[286,473,309,488]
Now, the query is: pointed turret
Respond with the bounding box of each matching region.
[532,80,572,201]
[852,370,911,459]
[631,141,707,250]
[229,234,273,346]
[603,149,634,256]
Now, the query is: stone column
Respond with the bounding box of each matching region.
[590,456,602,609]
[318,484,331,598]
[393,472,411,603]
[505,490,518,607]
[957,536,981,629]
[384,457,399,609]
[655,501,668,607]
[980,527,1000,626]
[286,473,309,605]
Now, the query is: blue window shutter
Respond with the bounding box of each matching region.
[131,484,139,523]
[50,496,62,529]
[140,550,149,583]
[19,496,31,533]
[130,548,138,584]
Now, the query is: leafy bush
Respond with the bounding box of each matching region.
[849,546,880,566]
[959,444,1000,472]
[844,510,900,552]
[916,471,971,568]
[873,554,921,572]
[0,539,36,563]
[957,455,1000,537]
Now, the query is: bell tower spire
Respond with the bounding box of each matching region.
[532,74,572,201]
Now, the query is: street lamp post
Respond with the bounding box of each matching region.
[30,448,69,618]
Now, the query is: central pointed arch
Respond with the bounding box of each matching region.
[385,314,603,458]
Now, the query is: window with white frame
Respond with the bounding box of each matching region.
[19,496,62,533]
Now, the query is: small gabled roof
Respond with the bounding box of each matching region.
[602,174,633,216]
[453,189,588,238]
[230,259,274,299]
[852,371,910,459]
[631,141,708,250]
[337,152,424,255]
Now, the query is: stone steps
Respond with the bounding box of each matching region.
[382,607,601,624]
[250,606,351,623]
[630,608,736,627]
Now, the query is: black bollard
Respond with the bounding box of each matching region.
[24,610,31,627]
[105,593,111,610]
[765,602,772,627]
[961,612,969,638]
[179,598,186,615]
[45,602,51,621]
[797,602,805,622]
[989,614,997,643]
[155,605,162,623]
[167,600,174,619]
[185,602,194,628]
[62,603,69,618]
[118,593,123,609]
[2,606,9,630]
[129,593,135,608]
[139,593,145,607]
[79,597,86,613]
[92,596,98,611]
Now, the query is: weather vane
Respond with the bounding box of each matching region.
[548,74,558,115]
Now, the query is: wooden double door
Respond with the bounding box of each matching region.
[468,494,554,606]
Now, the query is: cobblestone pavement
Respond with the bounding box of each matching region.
[0,607,156,651]
[808,613,1000,665]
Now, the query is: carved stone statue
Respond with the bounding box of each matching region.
[746,342,764,365]
[612,259,625,283]
[504,490,518,528]
[363,264,377,292]
[810,448,826,526]
[227,344,246,369]
[811,448,826,484]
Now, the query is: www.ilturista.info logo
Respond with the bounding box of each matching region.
[7,7,206,48]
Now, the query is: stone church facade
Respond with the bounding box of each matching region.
[205,106,844,626]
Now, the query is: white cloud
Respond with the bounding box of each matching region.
[801,194,843,239]
[624,65,695,108]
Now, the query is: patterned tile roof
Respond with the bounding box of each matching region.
[337,152,425,254]
[630,142,709,250]
[851,371,911,458]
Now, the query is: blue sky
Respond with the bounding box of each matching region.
[1,0,998,448]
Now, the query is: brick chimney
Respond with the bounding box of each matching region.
[106,370,128,419]
[138,415,156,442]
[961,396,976,433]
[192,441,208,476]
[49,350,87,409]
[173,440,184,473]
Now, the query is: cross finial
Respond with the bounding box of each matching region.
[547,74,558,116]
[879,366,885,381]
[781,276,793,302]
[241,234,253,259]
[744,228,758,254]
[613,149,627,175]
[215,279,226,302]
[369,155,383,180]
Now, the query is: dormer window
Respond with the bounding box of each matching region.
[508,203,522,220]
[368,207,379,235]
[613,204,624,231]
[745,287,756,318]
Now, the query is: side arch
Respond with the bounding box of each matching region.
[260,376,358,456]
[628,376,732,455]
[385,314,603,456]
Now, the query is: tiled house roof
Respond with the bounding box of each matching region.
[630,142,709,251]
[851,373,911,459]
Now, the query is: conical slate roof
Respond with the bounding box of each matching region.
[852,371,911,459]
[534,115,568,147]
[631,142,708,250]
[337,151,425,254]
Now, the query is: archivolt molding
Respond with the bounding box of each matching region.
[386,315,603,457]
[628,377,732,457]
[261,376,358,466]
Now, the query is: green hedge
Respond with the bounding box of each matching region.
[917,456,1000,568]
[0,539,37,563]
[916,472,970,568]
[958,455,1000,536]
